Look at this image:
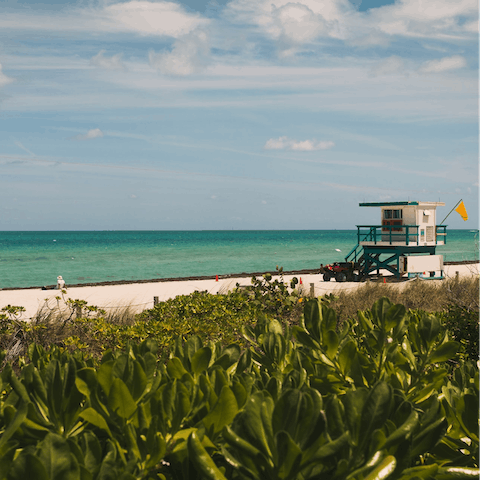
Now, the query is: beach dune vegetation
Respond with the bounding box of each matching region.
[0,295,477,479]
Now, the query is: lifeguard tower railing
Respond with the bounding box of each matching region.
[345,224,447,264]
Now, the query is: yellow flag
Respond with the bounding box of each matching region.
[455,201,468,221]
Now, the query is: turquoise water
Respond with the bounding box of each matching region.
[0,230,477,289]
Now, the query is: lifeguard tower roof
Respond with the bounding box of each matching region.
[359,201,445,207]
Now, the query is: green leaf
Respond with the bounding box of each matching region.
[418,314,441,350]
[384,304,406,332]
[145,432,166,470]
[236,349,252,374]
[131,361,148,401]
[186,336,203,365]
[364,455,396,480]
[372,297,392,329]
[429,342,460,363]
[0,441,18,478]
[411,417,448,458]
[275,431,302,480]
[325,395,345,439]
[79,408,112,437]
[436,467,480,479]
[108,378,137,419]
[303,299,322,342]
[303,431,350,464]
[338,340,356,376]
[383,411,419,449]
[191,347,212,375]
[325,330,339,359]
[81,431,103,473]
[0,402,28,450]
[234,391,274,459]
[167,357,189,379]
[343,388,369,446]
[460,394,480,439]
[359,382,392,448]
[97,362,114,397]
[202,386,239,437]
[187,431,227,480]
[36,433,80,480]
[7,453,48,480]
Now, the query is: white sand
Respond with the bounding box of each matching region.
[1,263,478,321]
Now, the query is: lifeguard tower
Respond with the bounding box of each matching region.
[344,201,447,280]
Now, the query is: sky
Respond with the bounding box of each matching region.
[0,0,478,230]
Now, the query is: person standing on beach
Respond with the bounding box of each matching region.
[57,276,65,289]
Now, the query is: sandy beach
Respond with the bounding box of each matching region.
[1,262,478,321]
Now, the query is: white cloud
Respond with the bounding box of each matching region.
[224,0,477,51]
[224,0,355,45]
[370,56,406,76]
[90,50,127,71]
[264,136,335,151]
[14,140,35,157]
[419,55,467,73]
[102,1,208,37]
[0,64,13,87]
[368,0,477,40]
[0,1,208,38]
[75,128,104,140]
[272,3,329,44]
[149,29,210,76]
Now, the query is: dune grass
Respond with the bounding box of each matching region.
[329,275,479,324]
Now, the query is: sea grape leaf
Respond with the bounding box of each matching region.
[167,357,189,380]
[364,455,396,480]
[131,361,148,401]
[36,433,80,480]
[108,378,137,419]
[81,431,103,474]
[7,453,48,480]
[80,408,112,437]
[461,394,480,440]
[325,395,346,439]
[186,336,203,365]
[359,382,392,447]
[0,402,28,450]
[343,388,368,446]
[338,340,356,376]
[191,347,212,375]
[418,314,441,350]
[429,341,460,363]
[233,391,274,460]
[275,431,302,480]
[372,297,392,329]
[187,431,227,480]
[202,386,238,437]
[97,362,114,397]
[385,304,406,332]
[303,299,322,342]
[236,349,252,374]
[325,330,339,360]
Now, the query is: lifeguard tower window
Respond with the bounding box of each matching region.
[384,209,403,219]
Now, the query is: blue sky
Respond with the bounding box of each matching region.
[0,0,478,230]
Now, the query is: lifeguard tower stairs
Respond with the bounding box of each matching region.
[345,201,447,280]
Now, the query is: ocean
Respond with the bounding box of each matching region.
[0,230,478,289]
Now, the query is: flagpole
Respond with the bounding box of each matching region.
[440,199,462,225]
